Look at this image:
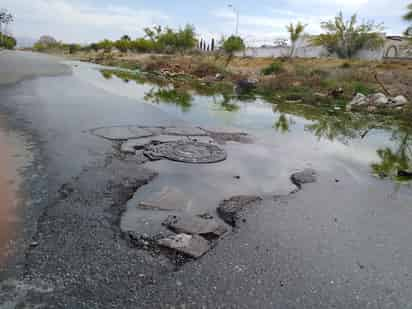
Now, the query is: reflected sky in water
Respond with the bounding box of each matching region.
[71,62,412,186]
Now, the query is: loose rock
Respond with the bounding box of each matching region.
[235,79,257,94]
[347,93,409,112]
[290,168,317,188]
[157,233,210,258]
[163,214,228,237]
[217,195,263,227]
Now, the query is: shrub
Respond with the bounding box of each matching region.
[0,33,16,49]
[352,81,376,95]
[261,61,284,75]
[131,38,155,52]
[222,36,245,56]
[311,12,385,59]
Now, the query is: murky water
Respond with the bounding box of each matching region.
[70,62,412,188]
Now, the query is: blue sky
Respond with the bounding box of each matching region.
[3,0,411,45]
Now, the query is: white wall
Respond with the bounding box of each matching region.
[235,36,411,60]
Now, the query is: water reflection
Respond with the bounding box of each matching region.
[212,94,240,112]
[145,87,193,112]
[97,67,412,183]
[371,127,412,182]
[273,114,294,133]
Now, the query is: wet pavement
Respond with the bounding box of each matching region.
[1,52,412,308]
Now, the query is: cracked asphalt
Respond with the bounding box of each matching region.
[1,51,412,309]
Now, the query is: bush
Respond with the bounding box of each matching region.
[311,12,385,59]
[0,33,16,49]
[222,36,245,55]
[114,39,130,53]
[261,61,284,75]
[131,38,155,52]
[352,81,376,95]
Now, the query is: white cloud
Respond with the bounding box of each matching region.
[212,0,408,46]
[4,0,169,43]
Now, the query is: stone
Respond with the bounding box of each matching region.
[138,186,191,211]
[144,141,227,164]
[235,79,257,93]
[390,95,408,106]
[370,93,388,106]
[91,126,153,141]
[217,195,263,227]
[367,105,377,113]
[290,168,317,188]
[163,127,207,136]
[329,87,344,98]
[163,214,228,237]
[215,73,224,81]
[349,93,367,106]
[157,234,210,258]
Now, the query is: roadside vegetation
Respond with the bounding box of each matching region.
[311,12,385,59]
[0,9,16,49]
[29,9,412,117]
[404,3,412,39]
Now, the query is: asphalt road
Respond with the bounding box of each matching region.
[1,51,412,309]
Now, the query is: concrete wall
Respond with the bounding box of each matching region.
[235,36,411,60]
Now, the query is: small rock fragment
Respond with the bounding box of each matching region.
[291,169,317,188]
[157,234,210,258]
[217,195,263,227]
[391,95,408,106]
[163,214,228,237]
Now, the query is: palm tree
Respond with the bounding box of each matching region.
[404,3,412,21]
[404,3,412,36]
[286,22,306,57]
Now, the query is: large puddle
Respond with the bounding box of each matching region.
[70,62,412,188]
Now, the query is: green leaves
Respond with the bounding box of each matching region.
[404,3,412,21]
[311,12,384,59]
[221,36,245,55]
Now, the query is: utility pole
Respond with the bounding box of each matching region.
[228,4,239,36]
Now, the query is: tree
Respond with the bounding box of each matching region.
[0,33,16,49]
[221,35,245,65]
[33,35,60,51]
[144,25,162,43]
[0,9,14,47]
[404,3,412,37]
[114,39,130,52]
[286,22,306,57]
[404,3,412,21]
[211,38,215,51]
[311,12,385,59]
[175,24,197,53]
[0,9,13,34]
[121,34,131,41]
[97,39,113,52]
